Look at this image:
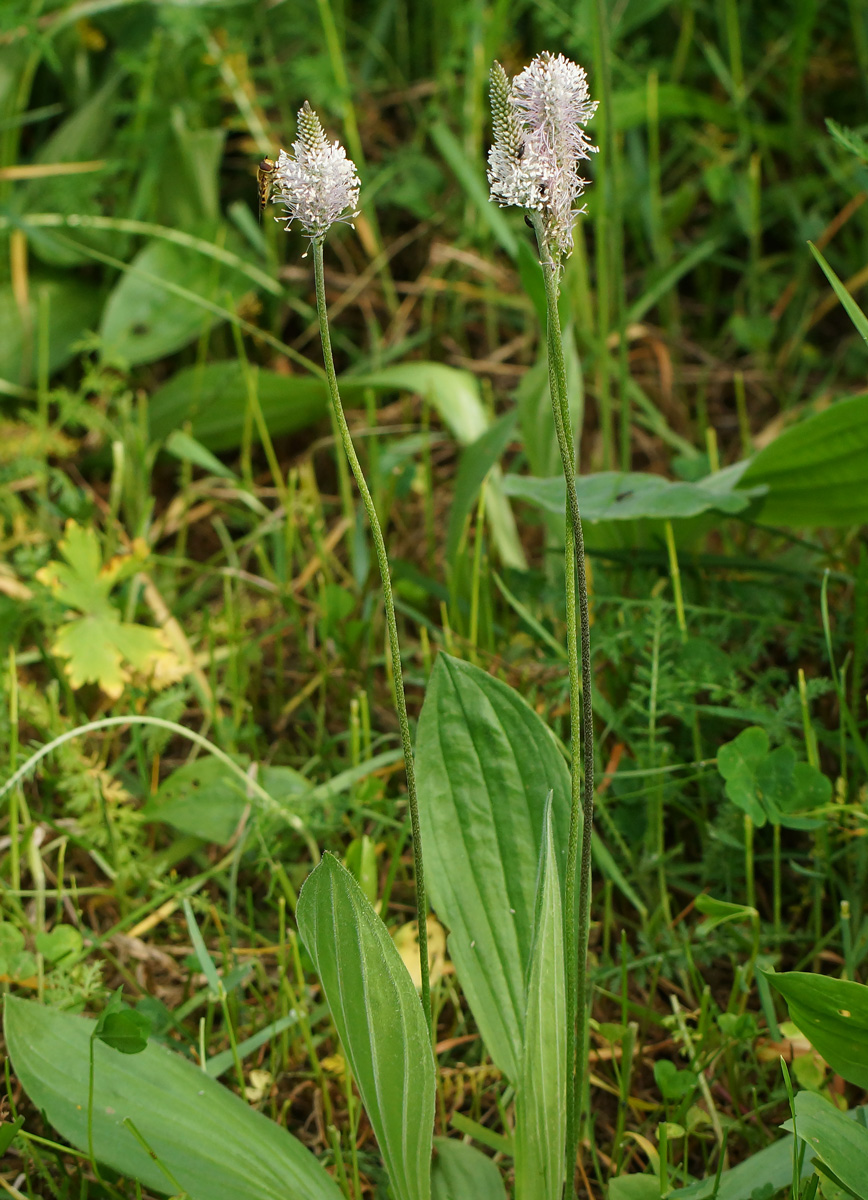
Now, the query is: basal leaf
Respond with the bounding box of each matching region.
[0,278,102,385]
[766,971,868,1089]
[671,1105,868,1200]
[100,238,250,366]
[143,757,250,843]
[513,799,567,1200]
[296,854,435,1200]
[3,995,343,1200]
[415,653,573,1081]
[431,1138,507,1200]
[502,470,751,523]
[148,361,328,451]
[782,1092,868,1200]
[739,393,868,526]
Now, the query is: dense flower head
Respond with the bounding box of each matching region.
[272,102,360,242]
[488,53,598,262]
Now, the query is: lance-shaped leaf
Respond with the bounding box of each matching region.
[3,995,342,1200]
[296,854,435,1200]
[766,970,868,1090]
[415,653,573,1080]
[513,797,567,1200]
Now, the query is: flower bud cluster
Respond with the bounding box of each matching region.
[272,102,360,242]
[488,52,598,262]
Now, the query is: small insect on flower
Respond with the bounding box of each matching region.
[256,157,276,222]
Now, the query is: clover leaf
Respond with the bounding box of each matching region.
[717,727,829,829]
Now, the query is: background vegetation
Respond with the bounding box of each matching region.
[1,0,867,1195]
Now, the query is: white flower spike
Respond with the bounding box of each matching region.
[272,102,361,243]
[488,53,598,263]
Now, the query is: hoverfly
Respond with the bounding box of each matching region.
[256,157,276,222]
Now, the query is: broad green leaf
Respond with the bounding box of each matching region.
[296,854,435,1200]
[739,393,868,526]
[502,470,751,522]
[415,653,573,1081]
[100,238,250,366]
[782,1092,868,1200]
[3,995,343,1200]
[144,757,250,843]
[609,1178,661,1200]
[0,278,102,385]
[671,1106,868,1200]
[347,362,488,445]
[148,361,328,450]
[513,799,567,1200]
[431,1138,507,1200]
[606,84,741,133]
[143,758,313,843]
[766,971,868,1089]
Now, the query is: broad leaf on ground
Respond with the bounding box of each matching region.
[766,971,868,1089]
[739,393,868,526]
[431,1138,507,1200]
[502,470,752,522]
[782,1092,868,1200]
[296,854,435,1200]
[3,995,343,1200]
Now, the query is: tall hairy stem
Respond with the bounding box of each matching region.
[312,240,432,1034]
[533,220,595,1195]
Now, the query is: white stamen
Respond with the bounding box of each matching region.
[272,102,361,243]
[487,53,598,262]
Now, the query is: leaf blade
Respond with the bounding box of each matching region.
[3,995,342,1200]
[296,854,435,1200]
[513,798,567,1200]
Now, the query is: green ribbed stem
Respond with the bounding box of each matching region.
[532,219,596,1197]
[312,239,432,1036]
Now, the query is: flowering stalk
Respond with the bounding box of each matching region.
[489,54,597,1190]
[274,104,432,1034]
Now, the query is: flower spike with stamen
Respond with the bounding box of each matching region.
[488,52,598,263]
[272,101,360,244]
[488,50,599,1195]
[275,98,434,1044]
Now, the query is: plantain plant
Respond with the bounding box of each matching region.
[5,55,865,1200]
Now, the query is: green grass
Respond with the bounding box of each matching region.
[1,0,867,1195]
